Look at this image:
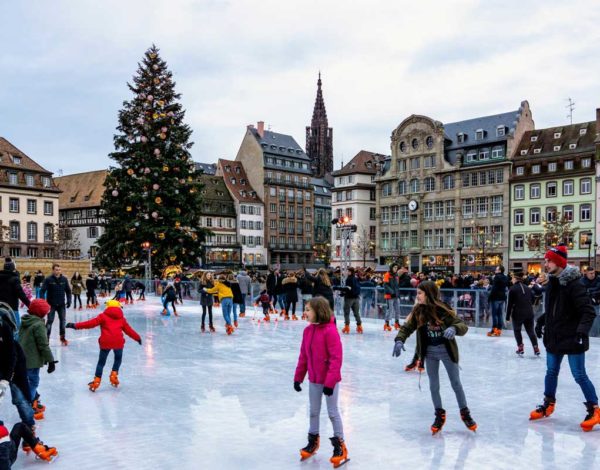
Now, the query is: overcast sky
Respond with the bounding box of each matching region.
[1,0,599,176]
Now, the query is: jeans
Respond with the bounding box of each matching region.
[26,368,41,401]
[308,382,344,439]
[46,304,66,338]
[544,352,598,404]
[10,383,35,426]
[240,294,246,314]
[232,303,239,322]
[385,297,400,322]
[162,298,176,315]
[221,297,233,325]
[95,348,124,378]
[361,296,373,316]
[491,301,505,329]
[35,286,42,298]
[10,422,39,460]
[425,345,468,409]
[278,294,287,311]
[343,297,361,325]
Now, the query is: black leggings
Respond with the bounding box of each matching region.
[87,292,96,306]
[9,422,39,463]
[513,317,538,347]
[202,305,213,326]
[126,291,134,303]
[285,300,297,315]
[73,295,82,308]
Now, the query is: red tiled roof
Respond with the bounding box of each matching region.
[332,150,386,176]
[217,158,263,203]
[54,170,109,209]
[0,137,52,173]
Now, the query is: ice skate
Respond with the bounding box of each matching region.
[88,376,101,392]
[460,407,477,432]
[264,314,270,322]
[394,320,401,330]
[486,328,496,337]
[516,344,524,356]
[431,408,446,435]
[383,321,392,332]
[404,356,419,372]
[33,396,46,413]
[329,437,349,468]
[110,371,119,388]
[299,433,320,461]
[239,312,245,318]
[581,402,600,432]
[201,325,206,333]
[417,361,425,373]
[292,314,298,321]
[533,345,541,356]
[530,397,555,420]
[234,320,239,328]
[33,441,58,462]
[284,313,290,321]
[341,324,350,334]
[33,410,44,420]
[280,309,286,317]
[60,336,69,346]
[209,325,216,333]
[161,308,168,316]
[226,324,234,335]
[356,324,363,334]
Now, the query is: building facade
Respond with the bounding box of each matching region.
[330,151,382,268]
[510,118,598,272]
[0,137,60,259]
[217,159,267,269]
[54,170,108,260]
[235,122,315,268]
[306,73,333,180]
[312,177,332,265]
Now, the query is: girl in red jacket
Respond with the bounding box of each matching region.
[66,300,141,391]
[294,297,348,468]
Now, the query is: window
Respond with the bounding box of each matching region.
[530,184,541,199]
[399,141,407,153]
[410,157,420,170]
[520,150,528,156]
[580,128,588,135]
[476,197,488,217]
[554,132,561,139]
[532,164,540,174]
[563,205,574,222]
[381,207,390,224]
[479,149,489,161]
[9,221,20,241]
[581,178,592,194]
[581,204,592,222]
[462,227,473,246]
[25,174,34,187]
[514,209,524,225]
[533,148,541,154]
[398,180,407,195]
[569,143,577,150]
[411,138,419,150]
[370,208,376,220]
[410,179,420,193]
[553,145,561,152]
[426,136,434,149]
[423,229,433,249]
[27,222,37,241]
[400,205,408,222]
[479,171,487,186]
[462,198,473,217]
[434,229,444,248]
[476,129,484,140]
[424,202,433,221]
[565,160,573,170]
[424,177,435,192]
[548,162,557,172]
[391,206,399,223]
[382,183,392,197]
[443,175,454,190]
[269,203,276,213]
[466,150,477,163]
[530,208,540,224]
[8,172,17,185]
[516,167,524,176]
[491,146,504,159]
[435,201,444,219]
[546,207,557,222]
[44,201,53,215]
[446,200,455,218]
[424,155,436,168]
[26,199,36,214]
[397,159,407,172]
[514,185,525,200]
[446,228,455,248]
[457,133,465,144]
[546,182,557,197]
[582,158,592,168]
[563,180,574,196]
[514,235,524,251]
[497,126,505,137]
[9,198,19,213]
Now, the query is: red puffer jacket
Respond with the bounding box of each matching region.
[74,306,141,349]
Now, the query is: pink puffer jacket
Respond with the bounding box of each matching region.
[294,318,343,388]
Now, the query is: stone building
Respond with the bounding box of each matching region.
[306,73,333,180]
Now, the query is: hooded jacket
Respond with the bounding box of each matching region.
[537,265,596,354]
[506,280,534,322]
[294,318,342,388]
[74,306,141,349]
[18,315,55,369]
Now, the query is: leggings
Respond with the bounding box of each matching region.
[126,291,134,303]
[87,292,96,306]
[73,294,82,309]
[7,422,39,464]
[512,317,538,347]
[285,300,297,316]
[95,348,123,377]
[308,382,344,439]
[202,305,213,326]
[425,345,468,410]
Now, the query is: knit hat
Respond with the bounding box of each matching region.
[0,422,9,444]
[544,243,568,269]
[28,299,51,317]
[105,299,121,308]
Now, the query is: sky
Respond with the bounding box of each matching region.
[1,0,599,176]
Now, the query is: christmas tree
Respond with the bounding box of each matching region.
[96,45,209,273]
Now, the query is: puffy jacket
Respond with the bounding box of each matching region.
[343,274,361,299]
[282,277,299,303]
[18,315,55,369]
[506,281,534,322]
[537,266,596,354]
[294,318,342,388]
[298,276,313,296]
[489,273,509,301]
[74,306,141,349]
[0,270,30,311]
[40,275,71,307]
[204,281,233,301]
[237,271,252,295]
[580,274,600,303]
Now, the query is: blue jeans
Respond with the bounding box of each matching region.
[240,294,246,314]
[26,368,41,401]
[278,294,287,311]
[361,296,372,316]
[10,383,34,426]
[46,304,66,338]
[221,297,233,325]
[95,348,124,378]
[232,302,239,322]
[544,352,598,404]
[491,301,505,329]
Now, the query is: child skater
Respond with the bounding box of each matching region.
[393,280,477,435]
[294,297,348,468]
[161,282,178,316]
[66,299,142,391]
[0,420,57,465]
[255,289,273,322]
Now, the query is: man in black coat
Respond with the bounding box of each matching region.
[488,265,509,336]
[33,270,45,298]
[0,260,30,329]
[39,264,71,345]
[337,267,362,333]
[531,244,600,431]
[506,271,538,355]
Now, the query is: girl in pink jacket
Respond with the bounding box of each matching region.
[294,297,348,468]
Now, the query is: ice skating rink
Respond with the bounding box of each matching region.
[6,297,600,470]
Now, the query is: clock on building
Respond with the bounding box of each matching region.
[408,200,419,211]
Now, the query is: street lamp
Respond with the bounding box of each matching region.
[456,238,464,275]
[141,241,152,292]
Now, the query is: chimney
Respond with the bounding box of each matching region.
[246,124,254,130]
[257,121,265,138]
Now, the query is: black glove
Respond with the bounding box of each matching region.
[323,387,334,396]
[66,303,71,309]
[535,323,543,339]
[137,338,143,346]
[47,361,58,374]
[66,323,75,329]
[294,381,302,392]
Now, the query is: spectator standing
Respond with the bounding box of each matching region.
[488,265,509,337]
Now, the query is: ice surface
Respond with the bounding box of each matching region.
[5,297,600,470]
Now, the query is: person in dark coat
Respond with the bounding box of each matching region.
[122,275,134,304]
[39,264,72,345]
[199,272,215,332]
[281,272,299,320]
[304,268,334,310]
[488,265,509,336]
[33,270,45,299]
[0,260,31,329]
[530,244,600,431]
[297,272,314,316]
[506,271,539,356]
[225,274,244,327]
[266,269,279,307]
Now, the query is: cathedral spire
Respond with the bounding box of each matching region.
[306,72,333,179]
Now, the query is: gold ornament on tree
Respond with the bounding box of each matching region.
[155,197,162,204]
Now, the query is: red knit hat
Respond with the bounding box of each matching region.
[28,299,51,318]
[545,243,568,269]
[0,422,9,444]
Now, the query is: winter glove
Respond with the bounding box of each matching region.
[0,380,8,404]
[294,381,302,392]
[576,333,587,346]
[47,361,58,374]
[323,387,334,396]
[66,302,71,309]
[443,326,456,340]
[137,338,143,346]
[392,340,406,357]
[535,323,544,339]
[66,323,76,329]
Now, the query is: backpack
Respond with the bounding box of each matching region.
[259,293,270,303]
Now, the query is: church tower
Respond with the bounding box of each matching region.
[306,73,333,179]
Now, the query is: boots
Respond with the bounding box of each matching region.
[533,345,541,356]
[581,402,600,432]
[342,324,350,334]
[300,433,320,461]
[33,441,58,462]
[394,320,401,330]
[60,336,68,346]
[487,328,495,337]
[209,325,216,333]
[234,320,239,328]
[109,371,119,388]
[88,376,101,392]
[226,324,234,335]
[329,437,349,468]
[405,355,419,372]
[530,397,556,420]
[460,407,477,431]
[201,325,206,333]
[33,410,44,420]
[264,314,270,322]
[284,313,290,321]
[33,395,46,412]
[356,324,363,334]
[516,344,524,355]
[383,321,392,332]
[292,314,299,321]
[431,408,446,434]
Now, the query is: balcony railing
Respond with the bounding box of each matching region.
[264,178,310,189]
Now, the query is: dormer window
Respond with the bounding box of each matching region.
[533,148,541,154]
[25,174,34,187]
[496,126,506,137]
[457,133,465,144]
[516,167,524,176]
[565,160,574,170]
[580,128,587,135]
[520,150,528,156]
[12,155,22,165]
[531,136,538,142]
[225,165,231,172]
[569,143,577,150]
[235,167,241,174]
[553,132,561,139]
[240,179,246,185]
[553,145,561,151]
[476,129,484,140]
[42,176,51,188]
[70,196,76,203]
[8,172,17,185]
[230,178,236,184]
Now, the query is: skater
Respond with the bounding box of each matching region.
[203,275,235,335]
[337,267,362,334]
[135,280,146,301]
[506,271,539,356]
[236,269,252,318]
[359,274,376,318]
[98,275,108,297]
[488,265,509,336]
[282,272,299,321]
[0,259,31,330]
[71,272,84,310]
[18,299,57,420]
[298,272,314,319]
[530,244,600,431]
[255,289,273,322]
[383,263,401,331]
[226,274,244,327]
[266,268,280,311]
[294,297,348,467]
[174,276,183,304]
[304,268,335,311]
[122,275,134,305]
[39,264,71,346]
[199,272,215,332]
[86,272,98,308]
[66,300,142,391]
[0,421,58,465]
[33,270,45,299]
[161,282,178,316]
[393,281,477,434]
